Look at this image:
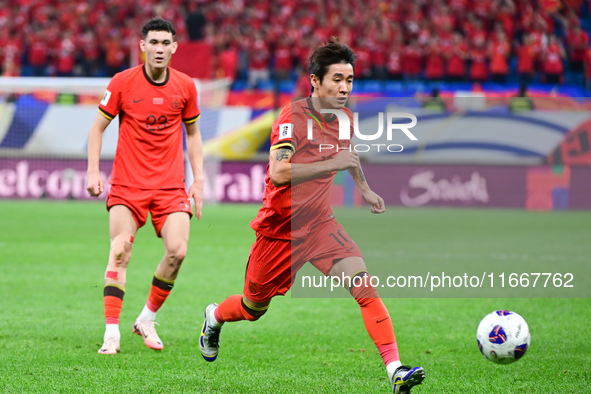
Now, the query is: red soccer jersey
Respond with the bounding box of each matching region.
[274,44,292,72]
[354,47,371,78]
[98,65,200,189]
[517,44,535,73]
[470,47,488,81]
[585,49,591,77]
[425,47,445,80]
[402,45,423,76]
[447,42,467,77]
[543,44,564,74]
[489,41,510,75]
[28,38,49,66]
[387,46,403,75]
[250,98,352,241]
[567,29,589,62]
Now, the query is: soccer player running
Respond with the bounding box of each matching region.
[86,17,203,355]
[199,38,425,393]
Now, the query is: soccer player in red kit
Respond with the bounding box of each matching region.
[199,38,425,393]
[86,18,204,355]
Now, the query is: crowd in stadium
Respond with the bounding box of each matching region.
[1,0,590,88]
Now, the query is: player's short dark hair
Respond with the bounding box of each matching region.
[308,37,356,93]
[142,17,176,39]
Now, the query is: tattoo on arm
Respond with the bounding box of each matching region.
[275,148,292,162]
[353,167,366,183]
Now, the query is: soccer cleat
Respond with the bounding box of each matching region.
[391,365,425,393]
[133,320,164,350]
[200,303,222,362]
[98,336,120,355]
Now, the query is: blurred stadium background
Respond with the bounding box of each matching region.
[1,0,591,209]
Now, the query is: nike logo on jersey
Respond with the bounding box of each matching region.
[376,317,390,324]
[133,99,144,103]
[346,247,355,252]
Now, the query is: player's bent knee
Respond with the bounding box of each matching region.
[110,233,134,267]
[166,244,187,264]
[241,297,269,321]
[348,271,380,301]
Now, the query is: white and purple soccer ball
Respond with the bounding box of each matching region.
[476,310,531,364]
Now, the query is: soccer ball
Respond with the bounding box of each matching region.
[476,310,530,364]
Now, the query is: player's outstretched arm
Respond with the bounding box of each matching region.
[185,121,204,220]
[347,160,385,214]
[270,149,361,187]
[86,113,111,197]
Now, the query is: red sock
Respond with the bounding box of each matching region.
[352,277,400,366]
[378,342,400,366]
[104,285,124,324]
[357,297,396,345]
[147,275,174,312]
[215,294,260,322]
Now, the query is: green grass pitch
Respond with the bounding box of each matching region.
[1,201,589,393]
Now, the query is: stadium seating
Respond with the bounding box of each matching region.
[1,0,590,91]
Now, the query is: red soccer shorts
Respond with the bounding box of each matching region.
[107,184,193,237]
[243,221,363,302]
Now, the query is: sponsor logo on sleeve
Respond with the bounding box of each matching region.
[100,90,111,106]
[279,123,293,140]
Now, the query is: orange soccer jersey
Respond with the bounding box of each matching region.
[98,65,200,189]
[250,98,353,241]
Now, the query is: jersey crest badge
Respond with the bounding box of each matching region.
[279,123,293,140]
[171,95,182,109]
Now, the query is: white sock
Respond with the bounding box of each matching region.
[386,360,403,381]
[138,304,157,322]
[209,305,222,328]
[104,324,120,340]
